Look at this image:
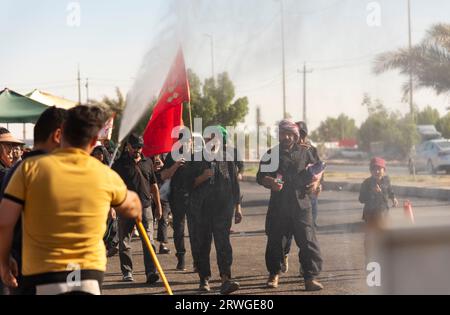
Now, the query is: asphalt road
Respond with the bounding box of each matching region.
[101,181,450,295]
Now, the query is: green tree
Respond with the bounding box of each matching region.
[183,70,249,128]
[374,23,450,98]
[416,105,441,125]
[311,114,358,142]
[437,113,450,138]
[359,95,419,157]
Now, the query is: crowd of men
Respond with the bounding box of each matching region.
[0,104,326,295]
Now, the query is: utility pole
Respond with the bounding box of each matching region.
[408,0,414,120]
[298,63,313,124]
[280,0,287,119]
[204,34,215,79]
[77,64,82,105]
[256,106,261,160]
[85,78,89,104]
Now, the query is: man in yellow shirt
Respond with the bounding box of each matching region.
[0,105,142,295]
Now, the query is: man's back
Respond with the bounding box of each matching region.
[5,147,127,276]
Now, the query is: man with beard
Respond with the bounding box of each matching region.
[281,121,322,274]
[112,133,162,285]
[257,119,324,291]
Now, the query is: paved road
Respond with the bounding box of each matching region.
[102,182,450,295]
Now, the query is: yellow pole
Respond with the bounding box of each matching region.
[136,220,173,295]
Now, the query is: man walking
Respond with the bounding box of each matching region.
[257,119,324,291]
[113,133,162,284]
[189,127,243,295]
[0,105,142,295]
[160,131,202,272]
[281,121,322,273]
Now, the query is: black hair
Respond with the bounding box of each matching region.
[63,105,108,148]
[34,106,68,144]
[0,128,10,135]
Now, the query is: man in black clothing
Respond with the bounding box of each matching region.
[112,133,162,284]
[161,132,201,272]
[257,119,324,291]
[281,121,322,273]
[189,127,243,295]
[153,154,171,255]
[0,107,67,295]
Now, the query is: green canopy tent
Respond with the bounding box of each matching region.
[0,88,49,123]
[0,88,50,140]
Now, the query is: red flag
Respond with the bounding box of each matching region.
[142,48,190,157]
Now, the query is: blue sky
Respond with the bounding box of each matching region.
[1,0,450,139]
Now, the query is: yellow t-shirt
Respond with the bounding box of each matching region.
[4,148,127,276]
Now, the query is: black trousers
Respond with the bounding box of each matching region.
[157,200,171,244]
[266,205,322,280]
[170,192,198,260]
[118,206,156,276]
[192,197,234,279]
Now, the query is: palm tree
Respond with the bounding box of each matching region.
[374,23,450,98]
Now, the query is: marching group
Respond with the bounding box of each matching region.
[0,104,397,295]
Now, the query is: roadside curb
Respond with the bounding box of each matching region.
[242,176,450,201]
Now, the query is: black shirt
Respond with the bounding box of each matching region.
[189,158,241,207]
[257,144,315,222]
[162,152,193,196]
[112,153,156,209]
[0,160,9,186]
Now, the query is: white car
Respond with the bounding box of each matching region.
[337,148,368,160]
[409,139,450,174]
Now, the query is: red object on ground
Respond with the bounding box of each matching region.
[403,200,415,224]
[142,48,190,157]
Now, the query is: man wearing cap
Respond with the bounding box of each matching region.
[257,119,324,291]
[112,133,163,284]
[0,128,24,185]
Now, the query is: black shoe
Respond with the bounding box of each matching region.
[176,255,186,271]
[159,244,171,254]
[199,278,210,292]
[146,273,160,285]
[220,280,240,295]
[106,247,118,258]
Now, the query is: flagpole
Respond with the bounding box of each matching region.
[188,101,194,152]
